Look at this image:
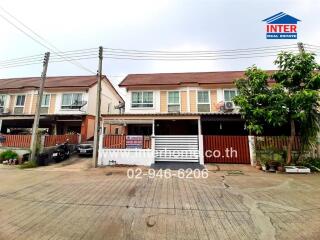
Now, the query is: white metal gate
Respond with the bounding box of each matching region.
[155,135,199,162]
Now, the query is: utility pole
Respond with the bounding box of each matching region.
[297,42,305,53]
[93,46,103,167]
[30,52,50,162]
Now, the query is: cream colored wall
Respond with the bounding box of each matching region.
[8,95,15,113]
[180,91,187,112]
[189,90,197,112]
[210,89,217,112]
[123,86,232,114]
[49,94,56,114]
[160,91,167,112]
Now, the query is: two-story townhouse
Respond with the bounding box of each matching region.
[101,71,260,166]
[0,75,124,142]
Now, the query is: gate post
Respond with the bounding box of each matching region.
[98,120,104,166]
[151,119,156,164]
[198,118,204,165]
[248,136,256,166]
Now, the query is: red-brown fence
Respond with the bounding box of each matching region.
[203,135,250,164]
[44,134,79,147]
[0,135,31,148]
[103,135,151,149]
[254,136,300,151]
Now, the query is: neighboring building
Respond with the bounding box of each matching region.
[0,75,124,142]
[100,71,260,166]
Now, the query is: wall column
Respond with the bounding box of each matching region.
[98,119,104,166]
[151,119,156,164]
[248,136,256,166]
[51,123,57,135]
[0,119,2,133]
[198,118,204,165]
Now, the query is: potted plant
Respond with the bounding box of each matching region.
[258,153,269,171]
[255,162,262,170]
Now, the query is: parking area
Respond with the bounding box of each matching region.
[0,165,319,240]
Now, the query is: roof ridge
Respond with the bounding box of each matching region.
[0,75,98,81]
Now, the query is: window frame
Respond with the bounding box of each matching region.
[0,95,6,107]
[131,91,154,109]
[223,89,238,102]
[197,90,211,112]
[61,93,84,110]
[41,94,51,107]
[167,90,181,112]
[15,95,26,107]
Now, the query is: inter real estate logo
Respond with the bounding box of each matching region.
[263,12,300,39]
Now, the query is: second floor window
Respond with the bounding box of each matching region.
[14,95,25,114]
[0,95,6,107]
[224,89,237,102]
[41,94,50,107]
[168,91,180,112]
[197,91,210,112]
[16,95,25,106]
[61,93,83,109]
[131,92,153,108]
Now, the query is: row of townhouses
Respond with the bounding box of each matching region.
[0,76,123,141]
[0,71,291,166]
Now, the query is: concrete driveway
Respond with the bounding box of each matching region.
[0,163,319,240]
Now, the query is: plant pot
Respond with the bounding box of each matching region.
[277,166,284,172]
[255,165,262,170]
[268,164,277,172]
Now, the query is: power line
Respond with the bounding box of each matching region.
[102,53,280,61]
[102,50,298,59]
[0,5,96,74]
[0,45,297,67]
[103,44,297,54]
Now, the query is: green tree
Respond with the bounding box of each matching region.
[273,52,320,164]
[234,52,320,165]
[234,66,288,135]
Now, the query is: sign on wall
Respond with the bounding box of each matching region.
[126,135,143,149]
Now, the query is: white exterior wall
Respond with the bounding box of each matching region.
[99,149,154,166]
[217,89,224,102]
[54,91,89,115]
[87,81,123,116]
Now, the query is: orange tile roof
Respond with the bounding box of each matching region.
[119,70,275,87]
[0,75,99,90]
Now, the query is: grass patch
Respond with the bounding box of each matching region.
[19,160,37,169]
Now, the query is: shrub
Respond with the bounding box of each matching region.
[19,160,37,169]
[0,150,18,163]
[298,157,320,171]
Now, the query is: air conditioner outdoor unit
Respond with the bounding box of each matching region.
[224,101,234,110]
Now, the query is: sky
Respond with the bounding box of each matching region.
[1,0,320,94]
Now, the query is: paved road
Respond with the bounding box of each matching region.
[0,163,319,240]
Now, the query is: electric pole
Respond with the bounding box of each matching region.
[93,46,103,167]
[30,52,50,162]
[297,42,305,53]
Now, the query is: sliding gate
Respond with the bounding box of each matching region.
[203,135,250,164]
[155,135,199,162]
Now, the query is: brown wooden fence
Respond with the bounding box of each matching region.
[203,135,250,164]
[103,135,151,149]
[0,135,31,148]
[44,134,79,147]
[254,136,300,151]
